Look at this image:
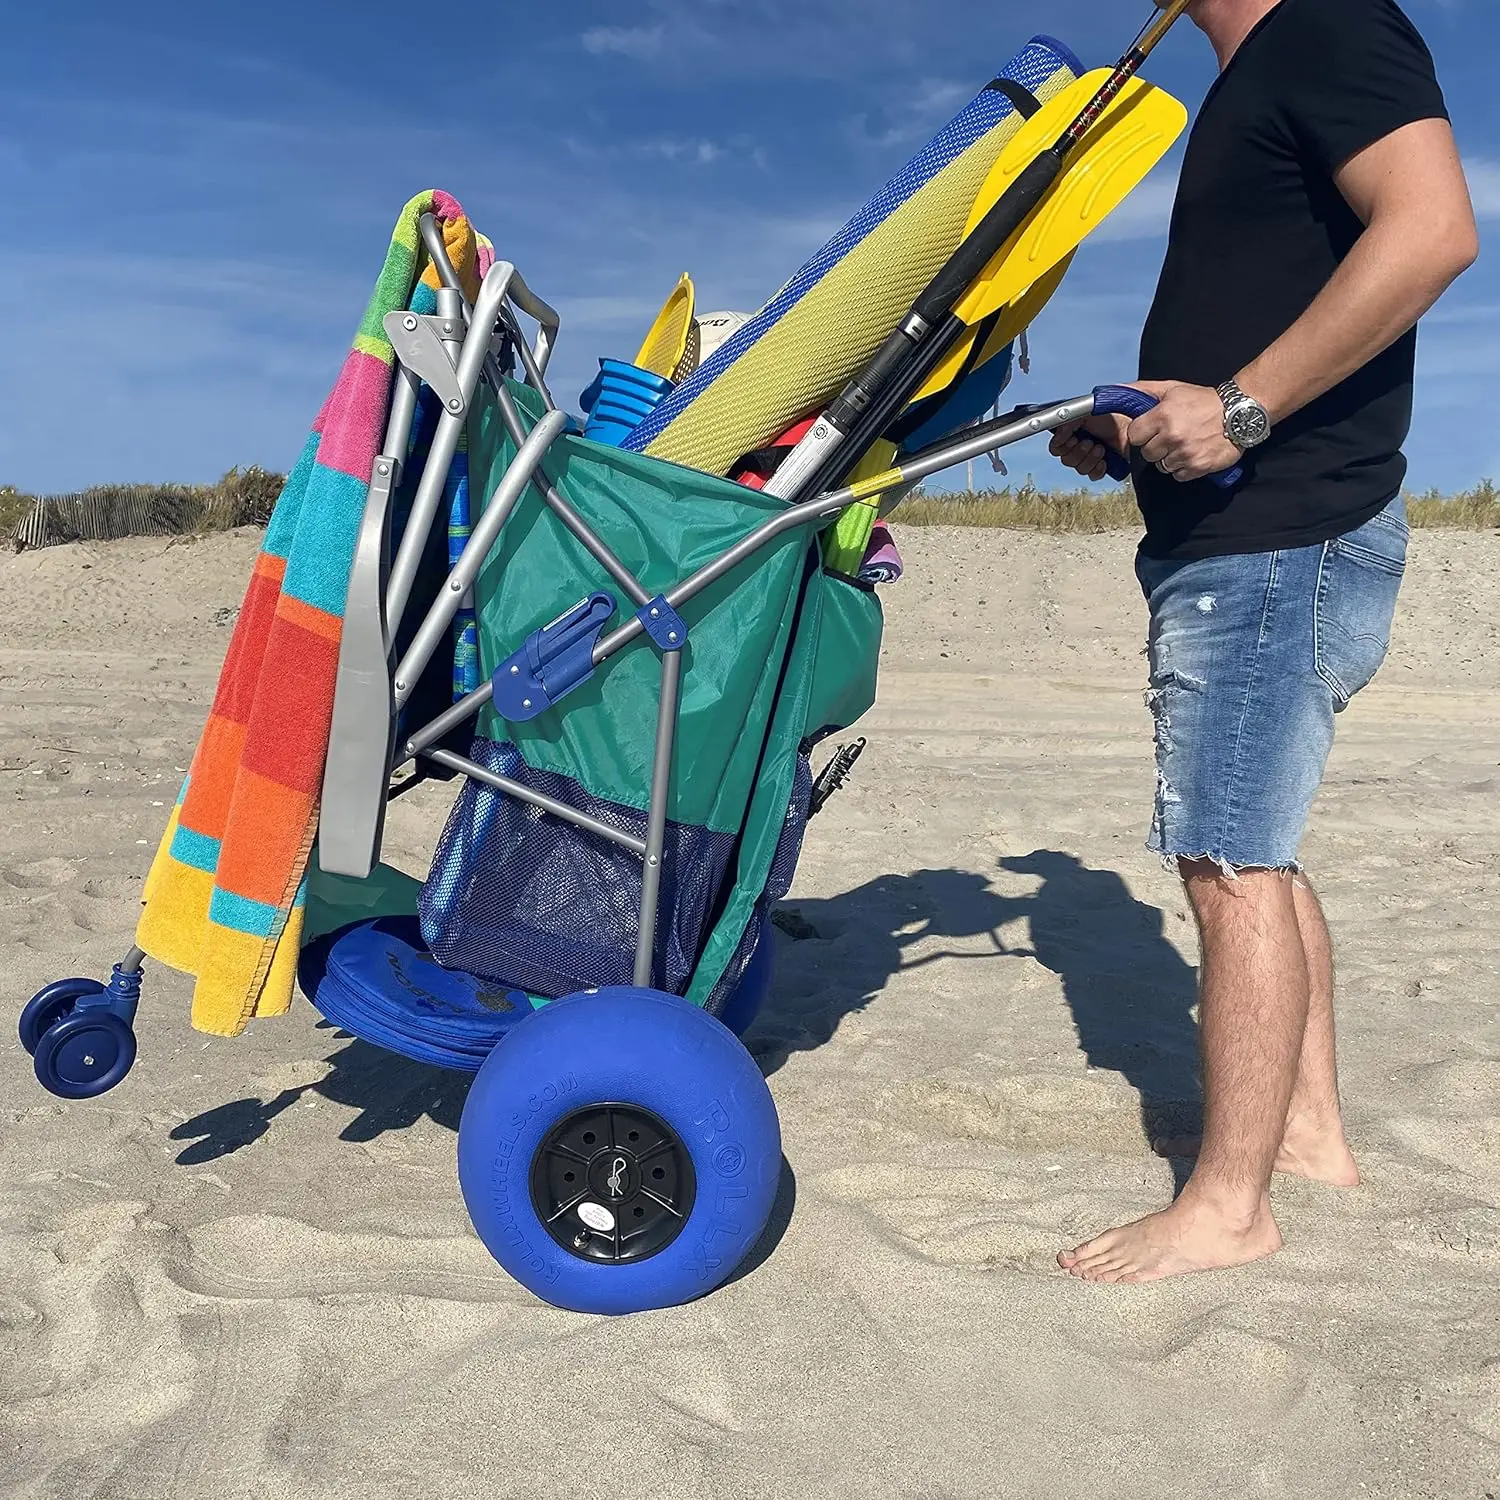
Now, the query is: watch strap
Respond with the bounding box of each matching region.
[1217,379,1269,447]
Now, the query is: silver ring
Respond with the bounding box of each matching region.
[1156,459,1171,475]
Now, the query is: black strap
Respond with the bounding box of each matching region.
[985,78,1042,118]
[729,444,790,481]
[883,309,1004,446]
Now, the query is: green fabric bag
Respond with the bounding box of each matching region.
[453,382,884,1005]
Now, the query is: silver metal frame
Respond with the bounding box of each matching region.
[316,212,1110,990]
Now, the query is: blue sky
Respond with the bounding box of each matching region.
[2,0,1495,495]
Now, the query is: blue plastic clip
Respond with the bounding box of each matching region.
[492,592,617,722]
[637,595,687,653]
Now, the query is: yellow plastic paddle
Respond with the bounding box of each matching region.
[970,252,1073,369]
[822,258,1076,572]
[633,272,696,381]
[916,249,1076,405]
[910,70,1186,405]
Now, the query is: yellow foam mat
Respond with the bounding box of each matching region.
[641,61,1079,478]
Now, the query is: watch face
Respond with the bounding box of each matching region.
[1227,399,1270,447]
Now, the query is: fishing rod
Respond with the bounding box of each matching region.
[762,0,1196,504]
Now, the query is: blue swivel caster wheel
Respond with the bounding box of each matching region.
[22,962,143,1100]
[458,986,781,1315]
[33,1012,137,1099]
[19,978,106,1055]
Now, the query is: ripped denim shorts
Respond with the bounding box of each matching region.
[1134,495,1409,873]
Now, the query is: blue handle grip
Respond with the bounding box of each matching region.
[1090,384,1244,490]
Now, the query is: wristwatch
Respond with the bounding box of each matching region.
[1217,379,1271,450]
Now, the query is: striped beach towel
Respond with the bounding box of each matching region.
[137,190,486,1037]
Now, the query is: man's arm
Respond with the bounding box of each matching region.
[1130,117,1479,481]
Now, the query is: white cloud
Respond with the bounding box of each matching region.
[562,134,733,168]
[1462,156,1500,221]
[648,138,723,165]
[581,25,666,61]
[845,78,973,150]
[1090,170,1180,244]
[1415,305,1500,378]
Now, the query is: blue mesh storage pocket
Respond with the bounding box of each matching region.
[419,739,737,998]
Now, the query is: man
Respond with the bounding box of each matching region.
[1049,0,1477,1283]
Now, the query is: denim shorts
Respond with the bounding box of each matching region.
[1134,495,1409,872]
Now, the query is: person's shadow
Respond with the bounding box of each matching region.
[744,867,1018,1073]
[173,852,1202,1195]
[994,851,1202,1187]
[749,852,1203,1188]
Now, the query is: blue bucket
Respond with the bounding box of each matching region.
[582,358,676,446]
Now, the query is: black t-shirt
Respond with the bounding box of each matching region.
[1134,0,1449,560]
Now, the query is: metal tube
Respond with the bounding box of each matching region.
[119,946,145,974]
[423,747,648,855]
[399,682,494,763]
[386,264,520,634]
[507,304,557,411]
[381,363,421,466]
[587,394,1103,666]
[592,489,844,663]
[488,376,652,608]
[392,409,569,708]
[435,286,466,356]
[497,268,561,377]
[540,485,652,608]
[418,213,470,305]
[386,409,464,634]
[417,221,558,380]
[819,394,1100,510]
[633,648,682,987]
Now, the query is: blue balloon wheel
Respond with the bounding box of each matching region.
[458,986,781,1315]
[19,978,105,1056]
[33,1011,137,1100]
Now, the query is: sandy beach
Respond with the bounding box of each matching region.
[2,523,1497,1498]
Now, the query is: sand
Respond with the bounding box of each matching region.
[2,524,1497,1499]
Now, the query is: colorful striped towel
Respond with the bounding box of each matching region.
[137,190,486,1038]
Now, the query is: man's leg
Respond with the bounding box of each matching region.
[1151,873,1360,1186]
[1280,877,1361,1183]
[1065,509,1406,1283]
[1058,859,1297,1282]
[1062,538,1347,1283]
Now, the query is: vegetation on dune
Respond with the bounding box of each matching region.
[1403,479,1500,530]
[890,477,1500,532]
[3,472,1499,548]
[1,468,284,547]
[891,481,1141,532]
[0,486,31,538]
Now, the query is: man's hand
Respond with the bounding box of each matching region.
[1127,380,1245,482]
[1049,413,1130,482]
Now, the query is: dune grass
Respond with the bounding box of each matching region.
[891,477,1500,532]
[1,468,285,547]
[6,473,1500,548]
[0,487,32,538]
[891,482,1140,532]
[1405,479,1500,529]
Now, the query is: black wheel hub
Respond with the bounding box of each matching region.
[530,1104,696,1264]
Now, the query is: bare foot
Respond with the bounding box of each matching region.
[1058,1193,1283,1284]
[1153,1113,1361,1188]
